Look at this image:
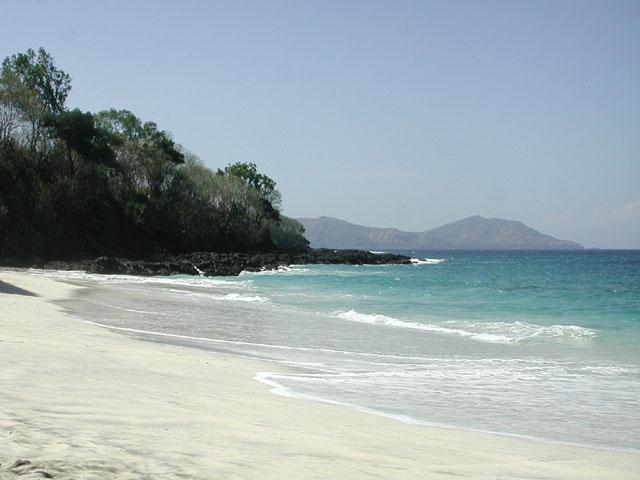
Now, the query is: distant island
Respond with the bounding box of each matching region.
[298,215,583,250]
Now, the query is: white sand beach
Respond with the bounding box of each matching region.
[1,270,639,479]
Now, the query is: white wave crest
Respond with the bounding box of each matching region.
[215,293,268,302]
[332,310,597,344]
[240,265,305,276]
[28,269,246,288]
[410,258,445,265]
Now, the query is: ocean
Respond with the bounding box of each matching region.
[46,250,640,451]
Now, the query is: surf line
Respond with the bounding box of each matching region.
[83,320,455,361]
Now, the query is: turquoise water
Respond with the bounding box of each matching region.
[52,250,640,451]
[246,250,640,357]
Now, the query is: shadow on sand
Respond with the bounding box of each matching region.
[0,280,38,297]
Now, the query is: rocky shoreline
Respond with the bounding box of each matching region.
[1,249,412,277]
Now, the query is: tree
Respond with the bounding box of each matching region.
[0,48,310,257]
[270,216,309,252]
[94,109,183,165]
[46,109,118,170]
[0,48,71,150]
[218,162,281,211]
[95,109,184,196]
[0,71,22,145]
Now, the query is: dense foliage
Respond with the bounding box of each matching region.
[0,48,308,258]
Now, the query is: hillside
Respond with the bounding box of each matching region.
[298,216,583,250]
[0,48,309,258]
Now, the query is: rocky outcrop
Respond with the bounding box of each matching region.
[2,249,411,277]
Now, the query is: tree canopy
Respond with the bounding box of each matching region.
[0,48,308,258]
[0,47,71,151]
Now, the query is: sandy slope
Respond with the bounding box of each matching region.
[1,270,638,479]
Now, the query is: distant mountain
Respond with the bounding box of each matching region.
[298,215,583,250]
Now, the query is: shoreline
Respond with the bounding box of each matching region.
[255,370,640,456]
[2,269,639,479]
[82,317,637,455]
[0,249,412,277]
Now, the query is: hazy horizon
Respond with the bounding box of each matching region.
[2,0,638,248]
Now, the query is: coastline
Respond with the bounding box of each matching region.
[0,249,412,277]
[1,270,639,479]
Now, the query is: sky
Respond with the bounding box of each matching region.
[1,0,638,248]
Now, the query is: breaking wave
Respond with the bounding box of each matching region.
[410,258,446,265]
[240,265,310,275]
[28,268,247,288]
[215,293,268,302]
[332,310,597,344]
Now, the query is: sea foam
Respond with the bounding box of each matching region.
[216,293,268,302]
[410,258,446,265]
[332,310,597,344]
[240,265,297,275]
[29,269,246,288]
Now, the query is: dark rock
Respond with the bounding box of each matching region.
[6,249,411,277]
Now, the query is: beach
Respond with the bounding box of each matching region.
[1,269,639,479]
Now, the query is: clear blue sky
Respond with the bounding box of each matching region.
[2,0,638,247]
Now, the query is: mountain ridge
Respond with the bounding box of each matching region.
[298,215,583,250]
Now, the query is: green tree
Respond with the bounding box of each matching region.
[0,48,71,150]
[0,48,310,258]
[95,109,184,197]
[270,216,309,252]
[218,162,281,210]
[0,71,23,144]
[46,109,118,171]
